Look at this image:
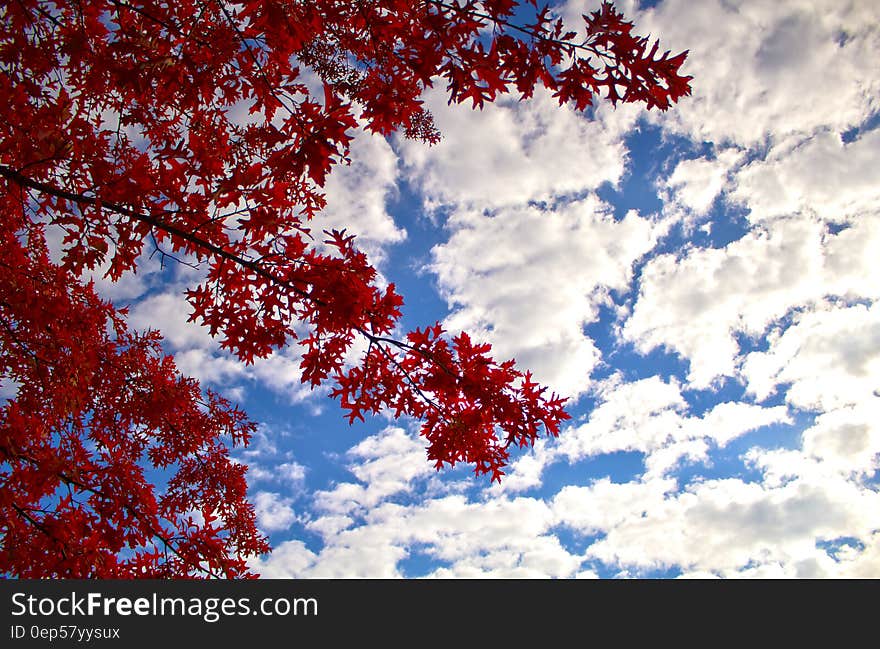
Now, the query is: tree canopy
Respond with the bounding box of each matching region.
[0,0,690,577]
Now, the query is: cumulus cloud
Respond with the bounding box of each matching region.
[251,392,877,579]
[835,532,880,578]
[255,492,583,578]
[490,438,555,495]
[249,461,308,490]
[731,129,880,224]
[659,148,742,219]
[554,375,790,478]
[170,347,247,386]
[250,540,317,578]
[742,302,880,411]
[249,348,316,403]
[398,85,637,210]
[801,405,880,477]
[125,287,319,402]
[311,426,433,519]
[431,197,665,397]
[311,126,405,264]
[552,477,677,536]
[254,491,297,533]
[580,476,880,576]
[126,291,216,350]
[250,425,588,577]
[401,496,579,578]
[623,214,880,387]
[251,375,798,578]
[638,0,880,146]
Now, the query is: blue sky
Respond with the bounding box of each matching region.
[87,0,880,577]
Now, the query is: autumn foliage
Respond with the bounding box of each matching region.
[0,0,691,577]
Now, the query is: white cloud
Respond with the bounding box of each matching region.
[742,302,880,411]
[557,375,686,460]
[731,129,880,224]
[123,285,320,402]
[276,461,308,486]
[490,438,554,495]
[286,494,582,578]
[249,540,317,578]
[431,197,665,397]
[399,86,636,210]
[660,148,742,218]
[553,477,677,535]
[85,260,157,303]
[171,347,246,385]
[623,214,880,387]
[639,0,880,146]
[312,426,432,518]
[253,425,587,577]
[249,348,316,403]
[802,405,880,477]
[581,477,880,575]
[252,396,879,578]
[249,460,308,490]
[311,126,405,265]
[304,515,354,539]
[239,423,286,461]
[835,532,880,578]
[556,375,790,477]
[291,523,410,578]
[127,291,215,350]
[496,374,791,494]
[254,491,297,532]
[398,496,556,564]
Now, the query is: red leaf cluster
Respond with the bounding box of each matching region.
[0,217,268,577]
[333,326,568,482]
[0,0,690,576]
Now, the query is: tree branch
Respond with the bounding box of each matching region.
[0,164,465,415]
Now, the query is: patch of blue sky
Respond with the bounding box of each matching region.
[600,338,693,386]
[816,536,866,561]
[733,329,770,356]
[548,529,612,576]
[597,121,713,221]
[826,221,851,236]
[582,295,690,388]
[674,414,812,489]
[689,198,752,250]
[681,377,753,417]
[398,542,450,578]
[547,450,646,491]
[578,554,684,579]
[238,399,387,488]
[265,520,323,557]
[381,175,454,329]
[626,564,684,579]
[841,110,880,144]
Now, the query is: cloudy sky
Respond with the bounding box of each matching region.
[108,0,880,577]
